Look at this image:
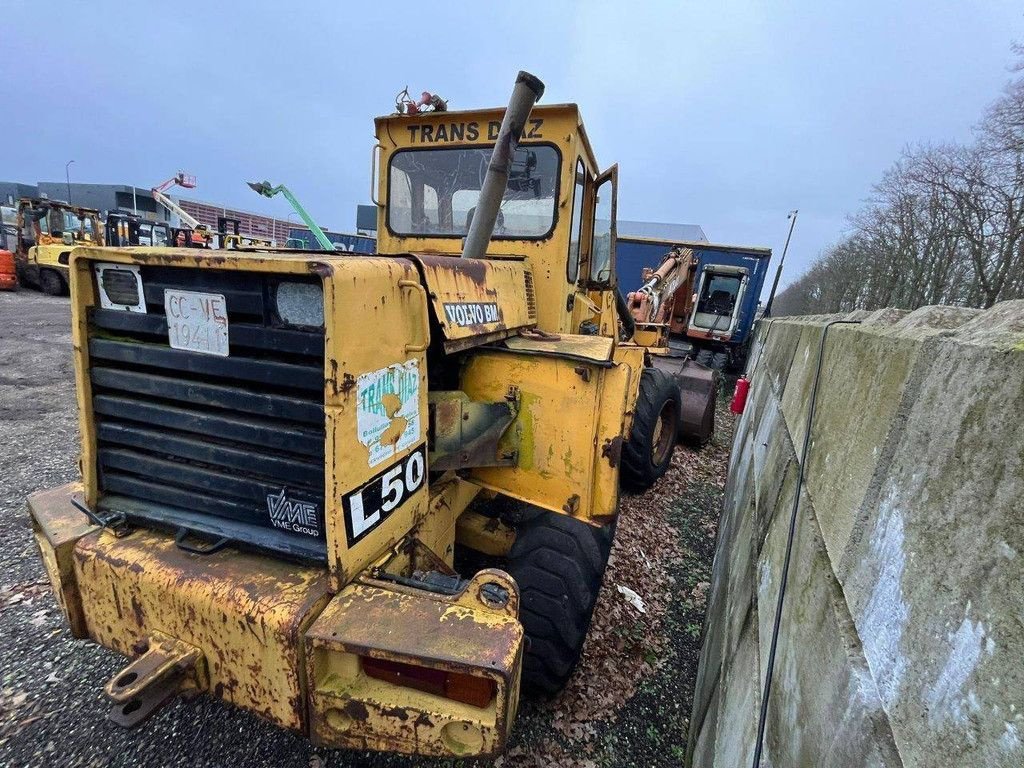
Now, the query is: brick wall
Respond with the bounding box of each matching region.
[177,199,293,244]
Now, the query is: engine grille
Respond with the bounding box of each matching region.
[87,265,327,562]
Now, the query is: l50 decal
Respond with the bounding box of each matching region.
[342,444,426,547]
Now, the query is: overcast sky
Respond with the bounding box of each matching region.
[4,1,1022,289]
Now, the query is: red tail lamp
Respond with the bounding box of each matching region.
[361,656,496,709]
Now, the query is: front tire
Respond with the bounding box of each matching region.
[506,508,612,695]
[620,367,679,492]
[39,269,65,296]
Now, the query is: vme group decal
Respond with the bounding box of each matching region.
[266,490,321,538]
[443,301,502,328]
[356,358,422,468]
[342,444,426,547]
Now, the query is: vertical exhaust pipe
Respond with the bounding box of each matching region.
[460,71,545,260]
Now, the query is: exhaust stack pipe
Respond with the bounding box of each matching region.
[460,71,545,260]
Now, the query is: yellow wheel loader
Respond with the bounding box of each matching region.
[28,71,717,758]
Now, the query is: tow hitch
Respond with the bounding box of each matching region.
[104,632,205,727]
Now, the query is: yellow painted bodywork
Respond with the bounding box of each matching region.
[28,481,333,731]
[455,510,516,557]
[462,344,634,523]
[408,253,536,352]
[28,483,99,638]
[69,246,432,593]
[306,570,522,756]
[374,104,608,338]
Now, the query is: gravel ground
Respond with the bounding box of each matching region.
[0,288,733,767]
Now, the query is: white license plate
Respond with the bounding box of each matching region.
[164,289,229,357]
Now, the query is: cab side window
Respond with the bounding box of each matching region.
[566,159,586,283]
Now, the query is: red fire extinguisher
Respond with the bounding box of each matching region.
[730,376,750,414]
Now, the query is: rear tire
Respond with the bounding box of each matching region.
[694,348,713,366]
[621,367,679,492]
[506,508,612,695]
[710,351,729,371]
[39,269,65,296]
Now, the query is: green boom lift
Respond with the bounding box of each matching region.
[247,181,336,251]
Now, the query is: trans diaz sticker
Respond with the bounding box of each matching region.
[443,301,502,328]
[342,444,426,547]
[356,358,421,467]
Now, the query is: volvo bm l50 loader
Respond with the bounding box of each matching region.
[28,71,716,758]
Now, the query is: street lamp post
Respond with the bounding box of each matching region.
[65,160,75,204]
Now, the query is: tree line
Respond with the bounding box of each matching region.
[773,49,1024,316]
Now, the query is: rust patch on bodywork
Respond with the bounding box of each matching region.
[71,527,332,733]
[407,253,535,353]
[601,435,624,467]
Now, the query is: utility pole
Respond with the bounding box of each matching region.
[762,209,798,318]
[65,160,75,205]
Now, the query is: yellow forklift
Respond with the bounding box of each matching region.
[14,197,101,294]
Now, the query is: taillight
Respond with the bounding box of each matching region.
[361,656,496,709]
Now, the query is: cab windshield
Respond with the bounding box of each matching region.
[388,145,560,238]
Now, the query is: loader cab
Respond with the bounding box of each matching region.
[373,104,619,337]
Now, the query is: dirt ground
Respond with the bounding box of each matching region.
[0,288,733,768]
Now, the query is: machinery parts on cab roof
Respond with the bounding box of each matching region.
[751,319,860,768]
[28,69,720,759]
[396,86,448,115]
[247,181,335,251]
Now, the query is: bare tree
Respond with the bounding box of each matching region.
[774,46,1024,315]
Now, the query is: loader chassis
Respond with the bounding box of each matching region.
[29,79,716,758]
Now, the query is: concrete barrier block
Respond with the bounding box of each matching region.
[952,298,1024,349]
[712,622,759,768]
[758,320,804,401]
[760,499,901,767]
[750,394,794,550]
[862,308,911,326]
[890,305,982,337]
[689,675,721,768]
[842,335,1024,767]
[804,327,921,566]
[780,323,827,449]
[723,491,757,669]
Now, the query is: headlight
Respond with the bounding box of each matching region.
[276,282,324,327]
[95,262,146,313]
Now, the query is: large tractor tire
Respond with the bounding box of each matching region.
[39,269,65,296]
[506,508,612,695]
[620,367,679,492]
[694,348,714,367]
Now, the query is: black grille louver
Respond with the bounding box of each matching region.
[87,266,328,562]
